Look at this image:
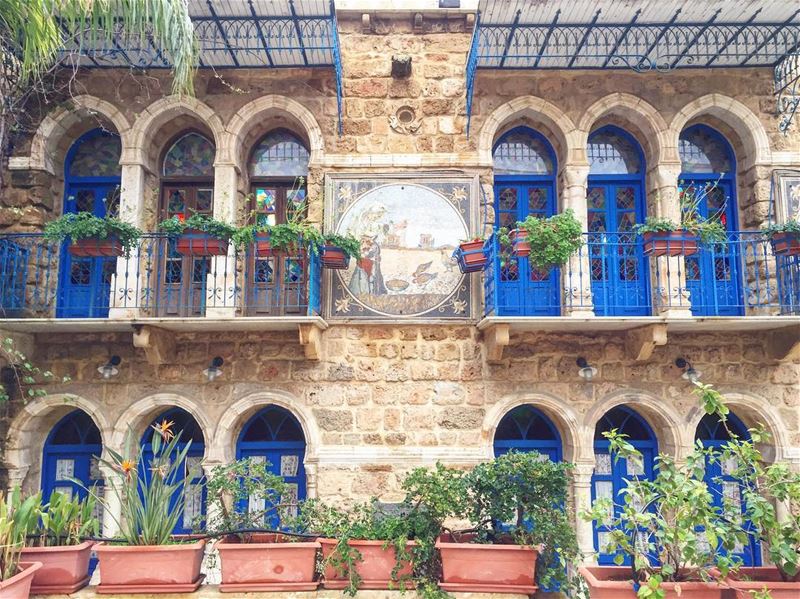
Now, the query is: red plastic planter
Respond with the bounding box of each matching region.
[579,566,725,599]
[510,229,531,257]
[455,240,489,273]
[319,538,415,590]
[641,231,699,257]
[436,537,539,594]
[176,229,229,256]
[217,534,320,592]
[21,541,93,594]
[253,233,272,257]
[727,567,800,599]
[94,539,205,594]
[770,232,800,256]
[0,562,41,599]
[321,245,350,270]
[69,237,124,257]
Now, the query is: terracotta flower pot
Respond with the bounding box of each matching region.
[94,539,205,594]
[176,229,229,256]
[321,245,350,270]
[436,537,539,594]
[727,567,800,599]
[319,538,415,590]
[21,540,94,594]
[216,533,320,592]
[455,240,489,273]
[0,562,42,599]
[510,229,531,257]
[579,566,725,599]
[641,231,699,257]
[69,237,124,257]
[770,232,800,256]
[253,232,272,257]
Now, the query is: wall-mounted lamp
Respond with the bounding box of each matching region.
[203,356,224,382]
[97,356,121,379]
[576,357,597,381]
[675,357,702,384]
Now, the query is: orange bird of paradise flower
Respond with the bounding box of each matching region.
[151,419,175,441]
[149,463,169,479]
[118,459,136,481]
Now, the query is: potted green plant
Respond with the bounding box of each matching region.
[15,490,98,594]
[159,213,235,257]
[44,212,142,257]
[320,233,361,270]
[406,452,582,595]
[510,210,584,269]
[763,220,800,256]
[74,421,205,593]
[453,236,489,273]
[204,457,320,591]
[0,492,41,599]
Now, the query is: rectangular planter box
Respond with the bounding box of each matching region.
[69,237,124,257]
[727,567,800,599]
[510,229,531,257]
[217,533,320,592]
[176,229,229,256]
[94,539,205,594]
[321,245,350,270]
[580,566,725,599]
[0,562,41,599]
[319,538,415,590]
[436,538,539,594]
[770,232,800,256]
[455,240,489,273]
[641,231,699,257]
[21,540,93,594]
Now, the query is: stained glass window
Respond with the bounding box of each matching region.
[162,132,216,177]
[69,132,121,178]
[680,126,733,174]
[493,129,554,175]
[594,407,653,441]
[249,130,309,178]
[588,127,642,175]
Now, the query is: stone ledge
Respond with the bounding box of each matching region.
[32,588,532,599]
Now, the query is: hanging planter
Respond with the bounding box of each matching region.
[159,214,235,258]
[175,228,229,257]
[320,245,350,269]
[319,234,361,270]
[44,212,141,258]
[509,229,530,257]
[68,237,124,257]
[453,239,489,273]
[641,230,699,257]
[252,232,273,257]
[765,229,800,256]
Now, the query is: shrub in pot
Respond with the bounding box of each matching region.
[75,420,205,593]
[0,491,41,599]
[204,457,320,591]
[159,213,235,257]
[763,220,800,257]
[44,212,142,257]
[453,236,489,273]
[15,489,98,594]
[510,209,584,268]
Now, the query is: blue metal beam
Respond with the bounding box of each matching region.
[534,10,561,69]
[669,9,722,69]
[743,10,800,66]
[602,9,641,68]
[567,9,601,69]
[289,0,310,67]
[640,9,682,66]
[330,0,343,135]
[206,0,240,67]
[498,9,521,68]
[248,0,275,67]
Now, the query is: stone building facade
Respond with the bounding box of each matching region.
[1,3,799,566]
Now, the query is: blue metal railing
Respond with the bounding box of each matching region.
[0,234,321,319]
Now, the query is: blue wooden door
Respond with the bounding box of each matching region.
[587,183,649,316]
[683,179,742,315]
[42,410,103,501]
[493,181,559,315]
[237,407,306,528]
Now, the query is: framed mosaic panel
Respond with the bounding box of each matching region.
[324,174,479,320]
[773,169,800,223]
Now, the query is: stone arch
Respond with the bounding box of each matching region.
[5,394,110,492]
[209,390,319,465]
[585,390,684,459]
[128,95,226,170]
[686,390,790,463]
[478,96,582,169]
[108,393,213,458]
[670,94,772,169]
[578,93,672,166]
[482,392,584,463]
[19,95,131,175]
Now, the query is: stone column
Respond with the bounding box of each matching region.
[573,462,597,564]
[6,466,29,496]
[100,467,122,538]
[562,164,594,317]
[206,162,239,318]
[741,165,778,315]
[650,163,693,317]
[109,162,147,319]
[201,461,223,584]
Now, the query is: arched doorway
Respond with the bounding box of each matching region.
[237,406,306,527]
[492,127,559,315]
[592,406,657,565]
[57,129,122,318]
[695,412,761,566]
[587,126,650,316]
[679,125,741,316]
[141,408,205,534]
[493,404,562,462]
[42,410,103,501]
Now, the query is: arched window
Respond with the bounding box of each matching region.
[141,408,205,534]
[162,132,215,178]
[42,410,103,502]
[237,406,306,526]
[68,131,122,179]
[588,128,642,175]
[494,405,562,462]
[492,127,559,315]
[249,129,309,179]
[592,406,657,565]
[680,127,733,174]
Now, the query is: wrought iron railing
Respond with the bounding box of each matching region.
[484,231,799,318]
[0,234,321,319]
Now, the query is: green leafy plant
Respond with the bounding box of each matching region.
[322,233,361,259]
[12,489,98,547]
[44,212,142,255]
[0,336,70,402]
[74,420,194,545]
[762,220,800,239]
[232,221,322,253]
[515,209,583,269]
[632,216,682,235]
[0,491,37,580]
[158,213,236,241]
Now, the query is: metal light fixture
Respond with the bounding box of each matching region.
[98,356,121,379]
[675,357,702,383]
[203,356,224,382]
[576,357,597,381]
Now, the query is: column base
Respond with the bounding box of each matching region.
[657,307,693,319]
[205,307,236,319]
